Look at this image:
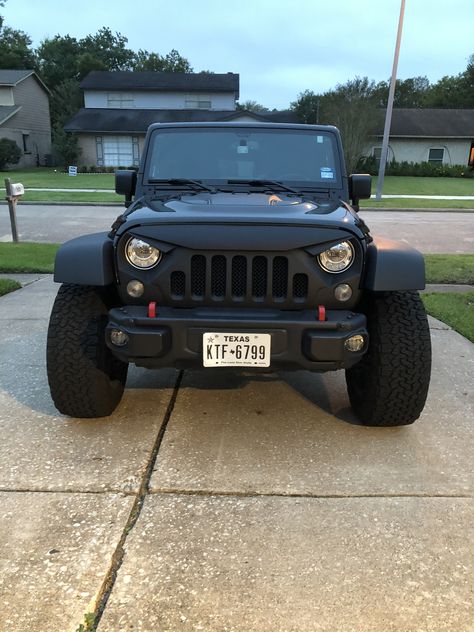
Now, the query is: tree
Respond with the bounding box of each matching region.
[52,124,81,169]
[36,35,82,86]
[0,137,21,169]
[236,100,269,113]
[79,27,135,75]
[133,48,192,72]
[0,26,36,69]
[292,78,379,172]
[291,90,321,124]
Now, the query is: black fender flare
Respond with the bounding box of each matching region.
[54,232,115,286]
[362,237,425,291]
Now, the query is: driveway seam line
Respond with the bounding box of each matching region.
[82,369,184,632]
[148,489,474,499]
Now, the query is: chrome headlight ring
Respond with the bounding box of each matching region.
[125,237,162,269]
[318,241,355,274]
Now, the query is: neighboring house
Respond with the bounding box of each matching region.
[370,108,474,167]
[0,70,51,168]
[64,71,297,167]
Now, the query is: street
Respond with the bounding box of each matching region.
[0,203,473,252]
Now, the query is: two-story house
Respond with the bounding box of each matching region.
[64,71,297,167]
[0,70,52,168]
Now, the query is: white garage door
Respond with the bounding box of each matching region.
[96,136,140,167]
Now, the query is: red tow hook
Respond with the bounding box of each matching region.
[318,305,326,322]
[148,301,157,318]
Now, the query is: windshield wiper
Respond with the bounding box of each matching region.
[148,178,217,193]
[227,179,302,195]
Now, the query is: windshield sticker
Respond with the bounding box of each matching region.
[320,167,334,179]
[317,136,324,143]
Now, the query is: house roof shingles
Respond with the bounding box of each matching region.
[81,71,240,97]
[64,108,298,133]
[0,105,21,126]
[384,108,474,138]
[0,70,34,85]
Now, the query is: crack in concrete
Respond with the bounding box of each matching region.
[82,369,184,632]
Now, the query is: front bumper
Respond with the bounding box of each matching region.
[106,306,368,371]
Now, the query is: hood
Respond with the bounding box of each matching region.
[114,192,368,251]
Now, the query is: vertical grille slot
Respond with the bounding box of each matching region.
[293,273,308,301]
[211,255,227,298]
[232,255,247,298]
[170,271,185,298]
[272,256,288,300]
[191,255,206,297]
[252,256,267,299]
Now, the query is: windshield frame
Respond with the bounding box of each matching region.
[141,124,346,194]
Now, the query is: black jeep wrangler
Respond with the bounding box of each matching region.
[47,122,431,424]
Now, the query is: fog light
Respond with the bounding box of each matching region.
[110,329,129,347]
[344,335,365,352]
[127,280,144,297]
[334,283,352,302]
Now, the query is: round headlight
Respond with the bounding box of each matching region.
[318,241,354,273]
[125,237,161,269]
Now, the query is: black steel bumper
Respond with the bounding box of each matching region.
[106,306,368,371]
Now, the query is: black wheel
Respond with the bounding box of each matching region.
[47,284,128,418]
[345,291,431,426]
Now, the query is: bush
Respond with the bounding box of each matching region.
[356,156,474,178]
[0,138,21,170]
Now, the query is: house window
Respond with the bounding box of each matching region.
[468,142,474,167]
[22,133,30,153]
[184,94,212,109]
[107,92,135,108]
[96,136,140,167]
[428,148,444,164]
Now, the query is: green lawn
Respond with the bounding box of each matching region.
[422,292,474,342]
[424,254,474,284]
[1,244,472,342]
[1,167,115,189]
[0,278,21,296]
[370,176,474,196]
[2,169,474,207]
[21,191,122,203]
[0,242,59,273]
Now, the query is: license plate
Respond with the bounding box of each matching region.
[203,332,271,367]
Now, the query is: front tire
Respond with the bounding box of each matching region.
[345,291,431,426]
[47,284,128,418]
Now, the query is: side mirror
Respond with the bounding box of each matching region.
[115,169,137,207]
[349,174,372,209]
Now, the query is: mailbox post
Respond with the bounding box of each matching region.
[4,178,24,243]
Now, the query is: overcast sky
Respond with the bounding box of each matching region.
[3,0,473,109]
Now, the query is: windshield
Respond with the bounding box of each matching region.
[145,127,341,187]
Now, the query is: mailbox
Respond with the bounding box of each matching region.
[10,183,25,197]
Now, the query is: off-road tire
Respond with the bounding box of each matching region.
[47,284,128,418]
[345,291,431,426]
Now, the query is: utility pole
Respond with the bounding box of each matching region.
[375,0,406,200]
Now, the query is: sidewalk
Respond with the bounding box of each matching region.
[0,276,473,631]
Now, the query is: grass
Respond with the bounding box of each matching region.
[424,254,474,285]
[0,244,472,342]
[361,197,474,209]
[0,278,21,296]
[422,292,474,342]
[2,169,473,207]
[369,175,474,196]
[1,167,115,189]
[21,190,122,203]
[0,242,59,273]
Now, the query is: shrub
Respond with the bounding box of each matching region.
[356,157,474,178]
[0,138,21,170]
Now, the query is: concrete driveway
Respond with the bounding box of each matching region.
[0,275,473,631]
